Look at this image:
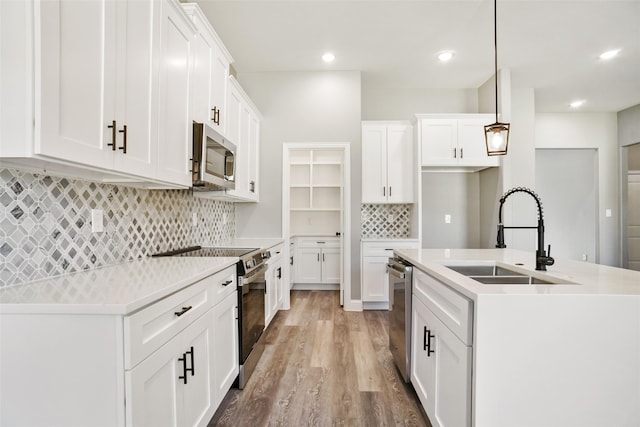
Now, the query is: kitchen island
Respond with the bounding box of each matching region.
[395,248,640,427]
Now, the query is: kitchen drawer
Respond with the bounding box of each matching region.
[124,274,216,369]
[413,267,473,345]
[296,237,340,248]
[362,240,419,257]
[211,265,237,306]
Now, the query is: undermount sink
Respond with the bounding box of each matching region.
[444,262,574,286]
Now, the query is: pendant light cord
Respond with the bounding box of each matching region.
[494,0,499,123]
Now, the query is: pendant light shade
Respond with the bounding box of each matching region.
[485,0,510,156]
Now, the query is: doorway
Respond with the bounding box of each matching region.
[622,142,640,270]
[282,143,351,308]
[535,149,598,263]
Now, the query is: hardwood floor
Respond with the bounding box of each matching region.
[209,290,431,427]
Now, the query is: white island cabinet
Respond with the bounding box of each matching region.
[0,258,239,427]
[399,248,640,427]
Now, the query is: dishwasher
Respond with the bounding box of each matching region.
[386,256,413,383]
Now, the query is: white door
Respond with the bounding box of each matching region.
[361,125,387,203]
[296,248,322,283]
[210,44,229,134]
[411,296,435,416]
[424,306,472,427]
[189,14,215,124]
[126,330,182,427]
[156,0,193,186]
[181,311,216,427]
[420,119,457,166]
[37,0,114,169]
[386,124,414,203]
[361,256,389,302]
[212,291,239,409]
[321,248,341,284]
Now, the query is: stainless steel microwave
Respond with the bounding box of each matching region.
[192,121,236,191]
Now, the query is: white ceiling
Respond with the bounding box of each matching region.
[195,0,640,113]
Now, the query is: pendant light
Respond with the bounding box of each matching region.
[484,0,510,156]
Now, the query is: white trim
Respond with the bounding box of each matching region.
[282,143,355,311]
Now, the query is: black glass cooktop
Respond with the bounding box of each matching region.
[152,246,257,258]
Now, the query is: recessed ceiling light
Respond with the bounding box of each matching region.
[437,51,455,62]
[569,100,586,108]
[599,49,621,60]
[322,52,335,63]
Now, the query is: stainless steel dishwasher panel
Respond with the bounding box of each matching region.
[387,257,413,383]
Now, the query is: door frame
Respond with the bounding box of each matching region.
[282,143,352,309]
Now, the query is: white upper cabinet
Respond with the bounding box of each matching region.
[362,122,414,204]
[182,3,232,135]
[417,114,499,171]
[1,0,195,188]
[220,77,261,202]
[156,0,197,187]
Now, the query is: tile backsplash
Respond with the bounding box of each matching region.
[0,168,235,288]
[361,204,412,239]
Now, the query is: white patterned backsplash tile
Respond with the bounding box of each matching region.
[361,204,412,238]
[0,168,235,288]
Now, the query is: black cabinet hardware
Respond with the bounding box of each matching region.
[250,180,255,193]
[423,326,428,351]
[174,306,192,317]
[118,125,127,154]
[185,346,194,377]
[107,120,116,150]
[178,352,188,384]
[222,280,233,286]
[426,329,435,357]
[277,267,281,279]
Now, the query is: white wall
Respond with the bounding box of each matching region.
[234,71,363,298]
[536,113,619,266]
[361,85,478,120]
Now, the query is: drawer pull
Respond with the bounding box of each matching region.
[174,306,193,317]
[426,329,435,357]
[222,280,233,287]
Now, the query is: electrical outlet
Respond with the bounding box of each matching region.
[445,214,451,224]
[91,209,104,233]
[192,212,198,226]
[605,209,612,217]
[581,253,588,261]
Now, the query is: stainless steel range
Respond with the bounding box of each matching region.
[152,245,270,389]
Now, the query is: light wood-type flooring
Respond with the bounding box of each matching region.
[209,290,431,427]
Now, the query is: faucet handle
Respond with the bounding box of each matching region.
[547,244,551,257]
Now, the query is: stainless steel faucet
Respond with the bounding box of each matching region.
[496,187,555,271]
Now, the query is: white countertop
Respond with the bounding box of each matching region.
[225,237,284,250]
[395,248,640,299]
[0,257,238,315]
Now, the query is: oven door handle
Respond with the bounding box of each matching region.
[386,264,406,279]
[241,264,267,285]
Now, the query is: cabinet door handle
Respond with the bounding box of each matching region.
[118,125,127,154]
[185,346,195,377]
[178,352,188,384]
[423,326,428,351]
[277,267,281,279]
[322,253,325,262]
[107,120,117,151]
[222,280,233,286]
[453,147,457,158]
[211,107,217,122]
[389,186,392,197]
[383,186,386,196]
[460,148,464,159]
[174,306,192,317]
[290,256,293,265]
[215,108,221,125]
[317,253,320,262]
[250,180,255,193]
[426,329,435,357]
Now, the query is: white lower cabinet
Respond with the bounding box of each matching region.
[361,240,420,306]
[0,265,238,427]
[127,309,215,427]
[212,290,240,409]
[411,267,473,427]
[265,244,284,327]
[294,237,340,285]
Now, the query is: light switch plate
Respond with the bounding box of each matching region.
[91,209,104,233]
[445,214,451,224]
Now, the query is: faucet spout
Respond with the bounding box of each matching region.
[495,187,554,271]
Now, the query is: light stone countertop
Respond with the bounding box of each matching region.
[395,248,640,299]
[0,257,238,315]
